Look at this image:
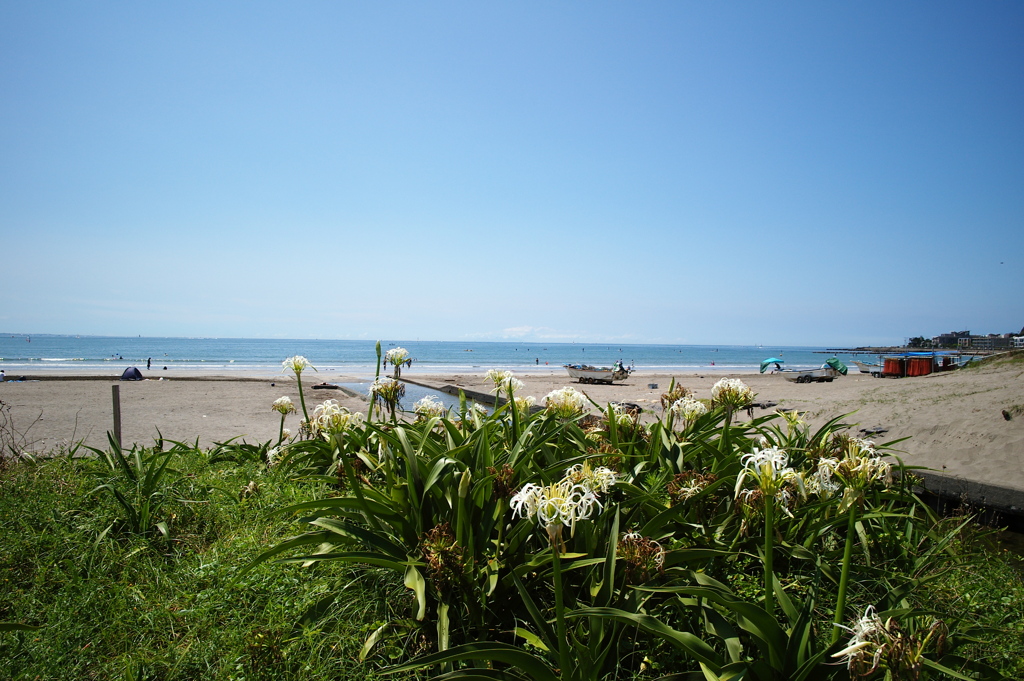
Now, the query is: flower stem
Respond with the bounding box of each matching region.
[551,545,571,680]
[296,373,309,424]
[277,413,286,446]
[764,493,775,616]
[369,341,381,422]
[832,506,859,643]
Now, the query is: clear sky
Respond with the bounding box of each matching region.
[2,2,1021,346]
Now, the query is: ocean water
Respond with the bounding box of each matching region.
[0,334,857,377]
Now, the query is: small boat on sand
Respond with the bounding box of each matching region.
[563,361,632,384]
[780,358,848,384]
[852,360,883,377]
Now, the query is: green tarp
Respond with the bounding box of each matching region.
[824,357,848,375]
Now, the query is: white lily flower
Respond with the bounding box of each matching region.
[282,355,313,376]
[564,461,617,494]
[271,396,296,415]
[513,395,536,412]
[711,378,755,409]
[510,478,602,549]
[669,396,708,426]
[384,347,409,364]
[307,399,364,439]
[832,606,886,671]
[738,446,801,498]
[543,387,589,419]
[485,369,524,396]
[413,395,446,418]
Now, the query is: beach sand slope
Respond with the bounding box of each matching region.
[2,359,1021,492]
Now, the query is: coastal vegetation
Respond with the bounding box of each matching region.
[1,350,1022,680]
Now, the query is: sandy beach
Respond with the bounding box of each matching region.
[2,357,1022,493]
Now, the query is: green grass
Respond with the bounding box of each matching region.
[0,451,415,680]
[3,440,1024,680]
[921,521,1024,678]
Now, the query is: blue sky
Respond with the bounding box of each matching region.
[2,2,1021,346]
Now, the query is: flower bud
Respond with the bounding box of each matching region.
[458,468,472,498]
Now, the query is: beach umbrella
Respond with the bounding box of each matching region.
[760,358,785,373]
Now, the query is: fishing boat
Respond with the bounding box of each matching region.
[563,361,631,384]
[852,360,883,377]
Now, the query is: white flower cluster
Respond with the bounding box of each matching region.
[485,369,525,396]
[513,395,536,413]
[484,368,507,384]
[849,437,877,455]
[711,378,755,408]
[832,606,886,671]
[669,396,708,425]
[564,462,617,494]
[510,461,615,546]
[609,403,639,428]
[806,438,892,502]
[543,386,589,418]
[805,457,843,497]
[385,347,409,365]
[510,480,602,530]
[738,446,802,499]
[307,399,364,439]
[271,396,296,415]
[283,355,313,375]
[413,395,447,419]
[370,377,402,395]
[741,446,793,479]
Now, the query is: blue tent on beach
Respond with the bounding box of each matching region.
[760,358,785,373]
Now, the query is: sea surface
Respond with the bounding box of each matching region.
[0,334,860,377]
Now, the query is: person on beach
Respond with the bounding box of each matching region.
[0,370,5,382]
[147,358,152,370]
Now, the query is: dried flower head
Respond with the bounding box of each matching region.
[667,470,718,504]
[660,383,691,411]
[488,464,516,499]
[618,530,666,584]
[239,480,260,500]
[420,523,465,598]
